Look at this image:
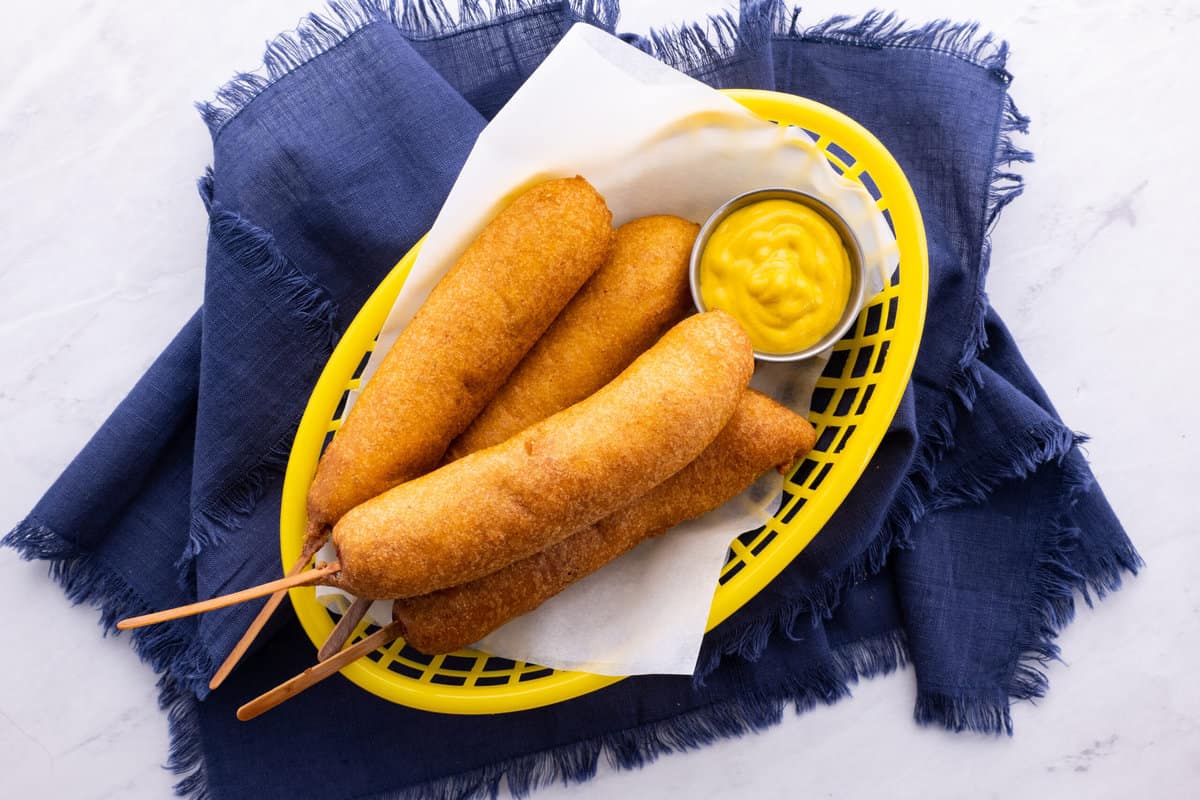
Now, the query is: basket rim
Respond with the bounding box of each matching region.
[280,88,929,714]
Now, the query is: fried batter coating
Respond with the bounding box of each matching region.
[446,215,699,459]
[391,389,816,654]
[329,311,754,599]
[305,177,612,532]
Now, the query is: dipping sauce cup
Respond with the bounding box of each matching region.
[690,188,867,362]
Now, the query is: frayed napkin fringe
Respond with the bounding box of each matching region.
[928,422,1080,513]
[1012,450,1143,685]
[778,7,1013,80]
[176,434,299,586]
[197,0,384,134]
[914,689,1013,737]
[197,0,622,136]
[1,518,218,700]
[197,1,1028,138]
[359,629,907,800]
[198,175,340,353]
[160,674,213,800]
[174,186,339,584]
[572,2,1018,93]
[989,94,1035,223]
[625,0,773,75]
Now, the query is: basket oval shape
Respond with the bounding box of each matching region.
[280,89,929,714]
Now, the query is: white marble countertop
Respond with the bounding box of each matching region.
[2,1,1196,798]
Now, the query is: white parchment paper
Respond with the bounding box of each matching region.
[316,24,897,675]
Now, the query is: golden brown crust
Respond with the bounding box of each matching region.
[305,177,612,532]
[393,389,816,654]
[329,311,754,599]
[446,215,699,459]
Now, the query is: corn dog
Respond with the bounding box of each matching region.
[392,390,816,654]
[305,176,612,533]
[446,214,699,459]
[328,310,754,600]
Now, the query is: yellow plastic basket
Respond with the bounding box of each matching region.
[279,89,928,714]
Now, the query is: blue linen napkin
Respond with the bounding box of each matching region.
[4,1,1141,797]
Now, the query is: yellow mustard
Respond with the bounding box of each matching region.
[699,199,851,354]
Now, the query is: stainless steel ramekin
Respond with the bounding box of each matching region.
[689,188,867,362]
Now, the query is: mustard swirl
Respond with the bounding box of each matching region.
[699,199,851,354]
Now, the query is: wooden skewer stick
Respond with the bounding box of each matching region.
[116,562,341,630]
[209,538,327,691]
[317,596,374,661]
[237,622,402,721]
